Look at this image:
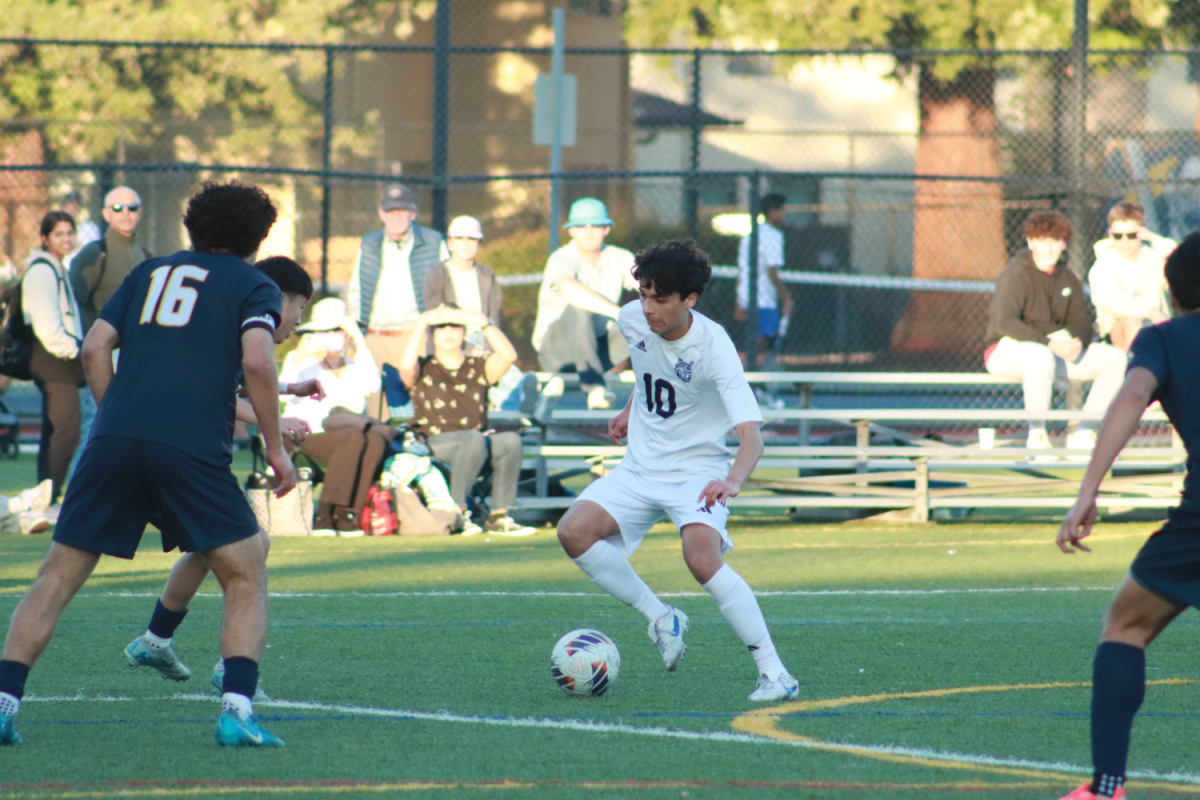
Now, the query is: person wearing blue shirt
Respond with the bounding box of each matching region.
[0,181,296,750]
[1055,232,1200,800]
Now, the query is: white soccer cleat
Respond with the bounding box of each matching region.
[748,671,799,702]
[647,606,689,671]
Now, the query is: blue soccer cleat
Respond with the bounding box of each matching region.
[124,636,191,682]
[214,711,284,748]
[0,713,21,745]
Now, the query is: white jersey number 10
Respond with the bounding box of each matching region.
[139,265,210,327]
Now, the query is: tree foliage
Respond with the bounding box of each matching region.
[0,0,410,166]
[623,0,1178,55]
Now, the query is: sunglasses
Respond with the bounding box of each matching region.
[110,204,141,213]
[1111,232,1139,240]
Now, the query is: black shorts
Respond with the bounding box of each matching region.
[53,435,259,560]
[1129,527,1200,609]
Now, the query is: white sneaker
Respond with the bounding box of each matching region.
[311,528,337,537]
[18,512,50,535]
[337,529,365,538]
[1066,430,1097,462]
[460,520,483,536]
[648,606,689,671]
[748,671,799,702]
[1026,430,1057,462]
[43,504,61,524]
[587,387,616,410]
[9,480,52,516]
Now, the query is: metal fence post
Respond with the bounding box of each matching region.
[1067,0,1089,276]
[431,0,451,235]
[686,49,701,240]
[547,8,566,254]
[746,173,760,369]
[320,46,334,297]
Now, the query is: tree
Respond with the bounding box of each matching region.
[623,0,1177,360]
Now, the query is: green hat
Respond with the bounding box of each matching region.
[564,197,613,228]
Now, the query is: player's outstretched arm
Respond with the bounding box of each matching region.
[81,319,120,405]
[1057,367,1158,554]
[242,327,297,497]
[699,421,764,507]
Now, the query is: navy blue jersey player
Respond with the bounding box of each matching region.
[0,181,297,749]
[1054,232,1200,800]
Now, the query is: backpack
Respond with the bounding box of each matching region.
[0,262,43,381]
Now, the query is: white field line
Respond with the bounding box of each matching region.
[22,692,1200,787]
[0,587,1114,600]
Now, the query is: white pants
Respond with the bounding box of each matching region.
[985,337,1128,432]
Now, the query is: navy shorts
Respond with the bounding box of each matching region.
[1129,527,1200,609]
[53,436,260,560]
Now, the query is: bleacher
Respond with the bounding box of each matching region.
[503,372,1185,522]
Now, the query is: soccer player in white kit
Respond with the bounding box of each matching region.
[557,239,798,702]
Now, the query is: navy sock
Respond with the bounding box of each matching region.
[221,656,259,702]
[1089,642,1145,796]
[147,600,188,640]
[0,659,31,701]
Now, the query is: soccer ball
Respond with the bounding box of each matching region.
[550,628,620,696]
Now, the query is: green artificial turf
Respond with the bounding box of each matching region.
[0,451,1195,799]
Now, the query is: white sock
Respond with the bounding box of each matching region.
[703,564,786,677]
[0,691,18,716]
[572,540,670,623]
[142,631,172,650]
[222,692,253,721]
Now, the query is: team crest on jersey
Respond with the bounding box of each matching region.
[674,358,694,383]
[635,340,647,352]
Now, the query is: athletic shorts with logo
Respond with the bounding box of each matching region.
[53,435,260,559]
[577,466,733,557]
[1130,525,1200,609]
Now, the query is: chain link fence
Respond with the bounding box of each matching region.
[3,33,1200,391]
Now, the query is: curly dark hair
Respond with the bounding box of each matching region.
[255,256,313,299]
[183,181,277,257]
[631,238,712,300]
[1165,231,1200,311]
[1022,210,1072,242]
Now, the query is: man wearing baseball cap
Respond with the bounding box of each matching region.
[531,197,637,409]
[346,183,449,418]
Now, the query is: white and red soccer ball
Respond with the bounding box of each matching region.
[551,628,620,696]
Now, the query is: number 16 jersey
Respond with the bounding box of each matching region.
[617,301,763,482]
[91,250,282,466]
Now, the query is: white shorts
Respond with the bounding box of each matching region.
[575,467,733,557]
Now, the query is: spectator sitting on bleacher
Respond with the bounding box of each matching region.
[984,210,1128,454]
[1088,201,1175,353]
[279,297,390,536]
[531,198,637,411]
[424,214,536,412]
[398,304,535,536]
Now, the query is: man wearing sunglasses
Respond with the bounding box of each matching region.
[1088,201,1176,352]
[70,186,153,335]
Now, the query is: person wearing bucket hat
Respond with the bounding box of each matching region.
[346,183,449,419]
[279,297,394,535]
[531,197,637,410]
